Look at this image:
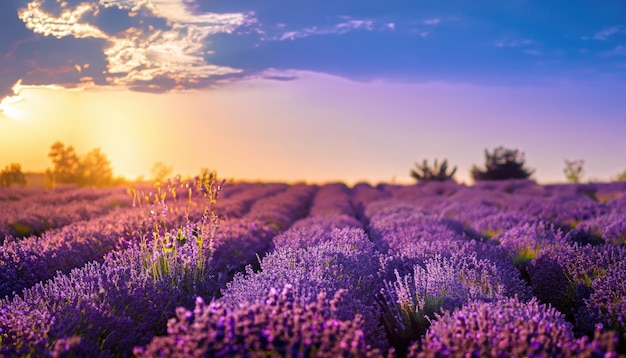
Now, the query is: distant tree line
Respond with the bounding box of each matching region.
[0,163,26,187]
[45,141,115,188]
[410,146,625,184]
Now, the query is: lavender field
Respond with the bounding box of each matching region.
[1,178,625,357]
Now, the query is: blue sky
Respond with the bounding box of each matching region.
[1,0,625,184]
[2,0,626,98]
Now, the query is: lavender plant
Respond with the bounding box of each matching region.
[0,173,226,356]
[577,211,626,244]
[414,297,579,357]
[377,252,521,353]
[273,214,362,249]
[493,220,568,269]
[221,227,385,347]
[309,182,356,217]
[366,200,470,252]
[246,184,318,231]
[350,182,390,222]
[135,285,382,357]
[586,260,626,341]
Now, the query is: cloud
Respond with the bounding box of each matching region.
[18,1,108,39]
[583,25,626,40]
[495,39,533,48]
[0,0,254,101]
[274,17,381,41]
[603,45,626,57]
[99,0,251,28]
[423,18,441,25]
[104,24,242,89]
[524,49,541,56]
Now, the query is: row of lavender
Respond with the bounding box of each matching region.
[1,180,625,356]
[0,186,133,241]
[0,181,290,298]
[0,180,321,356]
[134,181,625,356]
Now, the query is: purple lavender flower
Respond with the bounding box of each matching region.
[366,200,471,253]
[577,211,626,244]
[246,184,318,231]
[586,260,626,338]
[415,297,577,357]
[135,285,382,357]
[221,227,385,347]
[493,220,567,268]
[273,214,362,249]
[309,182,356,217]
[350,183,390,222]
[529,242,626,333]
[378,251,529,354]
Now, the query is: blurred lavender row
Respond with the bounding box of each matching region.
[0,182,294,299]
[0,182,321,356]
[0,186,132,241]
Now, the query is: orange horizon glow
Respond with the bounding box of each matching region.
[2,72,626,186]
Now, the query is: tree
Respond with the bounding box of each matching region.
[410,159,457,182]
[0,163,26,187]
[45,141,115,188]
[151,161,173,184]
[471,146,535,181]
[563,159,584,183]
[77,148,113,187]
[617,170,626,181]
[47,141,80,185]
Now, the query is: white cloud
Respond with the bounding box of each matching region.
[99,0,251,28]
[335,19,374,32]
[19,1,108,39]
[603,45,626,57]
[524,49,541,56]
[495,39,533,48]
[16,0,251,93]
[589,26,626,40]
[97,0,252,86]
[423,18,441,25]
[276,17,379,41]
[105,24,242,86]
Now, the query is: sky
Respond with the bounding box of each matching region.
[1,0,625,185]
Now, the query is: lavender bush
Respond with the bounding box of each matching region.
[221,227,386,347]
[135,285,381,357]
[415,297,577,357]
[378,252,528,353]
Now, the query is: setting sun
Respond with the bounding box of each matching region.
[0,94,25,120]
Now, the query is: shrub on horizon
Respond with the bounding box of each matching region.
[410,159,457,183]
[471,146,535,181]
[564,159,585,183]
